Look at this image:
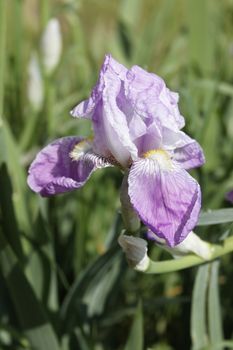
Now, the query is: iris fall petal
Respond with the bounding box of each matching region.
[128,158,201,246]
[27,136,111,196]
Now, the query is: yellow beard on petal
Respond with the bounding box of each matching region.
[142,149,173,170]
[69,137,93,161]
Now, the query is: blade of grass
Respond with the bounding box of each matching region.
[3,120,32,235]
[198,209,233,226]
[191,265,209,350]
[124,301,143,350]
[208,261,224,350]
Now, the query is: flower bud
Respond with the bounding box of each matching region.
[41,18,62,75]
[118,234,149,271]
[28,53,44,112]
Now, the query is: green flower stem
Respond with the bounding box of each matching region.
[120,172,141,233]
[19,110,37,150]
[143,236,233,274]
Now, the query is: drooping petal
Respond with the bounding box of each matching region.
[162,128,205,170]
[27,137,111,197]
[128,158,201,247]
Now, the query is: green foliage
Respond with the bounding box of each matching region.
[0,0,233,349]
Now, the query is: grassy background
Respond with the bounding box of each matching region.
[1,0,233,349]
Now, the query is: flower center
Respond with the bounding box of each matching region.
[70,137,93,161]
[142,149,173,170]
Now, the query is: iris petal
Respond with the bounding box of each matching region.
[162,128,205,170]
[124,65,184,130]
[71,54,138,166]
[128,158,201,246]
[27,136,111,196]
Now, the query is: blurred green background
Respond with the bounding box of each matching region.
[1,0,233,349]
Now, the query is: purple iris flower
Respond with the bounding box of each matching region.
[27,54,205,247]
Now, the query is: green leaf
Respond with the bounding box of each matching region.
[201,110,220,171]
[25,213,59,311]
[208,261,224,350]
[0,164,24,261]
[191,265,209,350]
[124,301,143,350]
[69,328,90,350]
[198,209,233,226]
[0,231,60,350]
[60,244,120,331]
[3,120,32,235]
[83,252,122,317]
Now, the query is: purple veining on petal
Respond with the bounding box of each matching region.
[70,54,127,119]
[71,54,139,166]
[101,63,138,165]
[173,140,205,170]
[145,230,166,244]
[128,158,201,247]
[162,128,205,170]
[27,54,205,247]
[27,137,111,197]
[136,121,162,155]
[124,65,184,131]
[70,55,189,167]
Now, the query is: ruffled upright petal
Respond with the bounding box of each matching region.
[70,54,126,119]
[101,64,138,165]
[71,54,138,167]
[27,137,111,196]
[128,158,201,246]
[124,65,184,131]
